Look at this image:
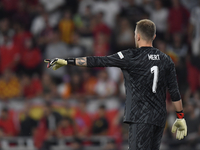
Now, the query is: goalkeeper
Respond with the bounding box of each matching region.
[44,19,187,150]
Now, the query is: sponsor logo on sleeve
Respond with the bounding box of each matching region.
[118,52,124,59]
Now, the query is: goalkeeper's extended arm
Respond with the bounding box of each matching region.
[44,57,87,70]
[44,51,130,69]
[171,100,187,140]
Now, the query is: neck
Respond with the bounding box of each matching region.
[139,43,153,48]
[138,39,153,48]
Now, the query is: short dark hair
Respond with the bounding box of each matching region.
[136,19,156,41]
[2,107,8,113]
[45,101,52,108]
[99,104,106,110]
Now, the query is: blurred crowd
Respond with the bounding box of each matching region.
[0,0,200,149]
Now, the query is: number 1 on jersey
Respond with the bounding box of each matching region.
[151,66,159,93]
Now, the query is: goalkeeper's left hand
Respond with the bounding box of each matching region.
[171,111,187,140]
[44,58,67,70]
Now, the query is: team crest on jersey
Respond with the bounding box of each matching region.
[148,54,160,60]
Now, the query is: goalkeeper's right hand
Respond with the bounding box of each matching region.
[44,58,67,70]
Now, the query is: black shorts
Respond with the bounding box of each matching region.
[128,123,164,150]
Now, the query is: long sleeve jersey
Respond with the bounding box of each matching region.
[87,47,181,127]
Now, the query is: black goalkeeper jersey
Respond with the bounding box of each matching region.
[87,47,181,127]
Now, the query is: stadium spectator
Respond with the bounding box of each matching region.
[0,33,20,73]
[44,30,69,81]
[92,12,111,44]
[116,18,135,50]
[58,72,85,99]
[21,74,42,99]
[59,10,75,44]
[184,90,200,108]
[71,137,84,150]
[39,0,65,12]
[58,69,95,99]
[0,18,14,46]
[13,22,32,48]
[78,0,95,16]
[31,6,60,36]
[167,0,190,35]
[120,0,147,26]
[56,117,75,138]
[78,5,93,36]
[0,69,21,100]
[34,102,62,149]
[185,103,200,134]
[69,32,86,57]
[181,0,199,11]
[106,67,121,83]
[82,68,97,97]
[12,0,31,29]
[1,0,18,14]
[103,140,117,150]
[74,100,91,138]
[64,0,79,14]
[92,0,120,28]
[95,70,117,98]
[186,61,200,94]
[167,33,187,62]
[20,37,42,74]
[69,73,84,99]
[149,0,169,39]
[188,1,200,56]
[57,75,71,99]
[184,103,200,148]
[36,12,55,54]
[155,39,167,54]
[0,108,18,137]
[92,104,109,135]
[166,33,188,87]
[94,32,109,56]
[41,73,58,100]
[20,104,38,136]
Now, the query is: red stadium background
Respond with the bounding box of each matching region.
[0,0,199,150]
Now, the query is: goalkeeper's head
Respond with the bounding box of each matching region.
[135,19,156,48]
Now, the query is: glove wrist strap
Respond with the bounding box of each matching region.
[176,110,184,119]
[65,58,75,65]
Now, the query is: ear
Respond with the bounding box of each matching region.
[137,33,140,41]
[153,34,156,40]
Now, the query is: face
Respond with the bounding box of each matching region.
[3,69,12,81]
[1,111,8,120]
[98,108,106,117]
[155,0,162,9]
[187,104,194,113]
[24,39,33,49]
[79,102,86,112]
[98,70,108,81]
[156,40,166,52]
[64,11,71,19]
[82,71,90,80]
[71,74,80,84]
[173,33,181,44]
[61,119,70,127]
[43,106,51,116]
[172,0,180,7]
[0,19,9,32]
